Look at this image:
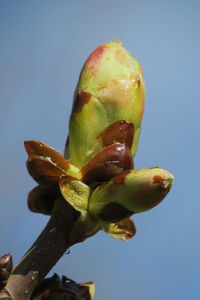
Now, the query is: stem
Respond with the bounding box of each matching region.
[1,196,79,300]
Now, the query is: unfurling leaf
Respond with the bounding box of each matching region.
[59,178,91,213]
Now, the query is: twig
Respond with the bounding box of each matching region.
[0,196,80,300]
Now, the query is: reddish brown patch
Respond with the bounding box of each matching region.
[84,45,106,67]
[112,170,132,184]
[153,175,167,189]
[115,218,136,239]
[101,120,134,149]
[136,75,141,86]
[72,91,91,114]
[24,141,70,171]
[81,144,133,185]
[26,156,67,185]
[99,202,132,222]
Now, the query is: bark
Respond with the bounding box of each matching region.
[0,196,80,300]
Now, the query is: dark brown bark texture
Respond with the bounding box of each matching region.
[0,196,83,300]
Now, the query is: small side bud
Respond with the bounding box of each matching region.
[31,273,94,300]
[0,253,13,291]
[27,185,58,215]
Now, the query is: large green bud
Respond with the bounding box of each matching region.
[66,40,145,168]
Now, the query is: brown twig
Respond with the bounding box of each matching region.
[0,196,81,300]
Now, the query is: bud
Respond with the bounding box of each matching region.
[31,273,95,300]
[88,168,174,222]
[27,185,58,215]
[67,40,145,168]
[0,253,13,290]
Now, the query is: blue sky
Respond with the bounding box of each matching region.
[0,1,200,299]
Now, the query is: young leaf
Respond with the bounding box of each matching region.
[59,178,91,213]
[101,217,136,240]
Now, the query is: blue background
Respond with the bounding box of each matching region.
[0,1,199,299]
